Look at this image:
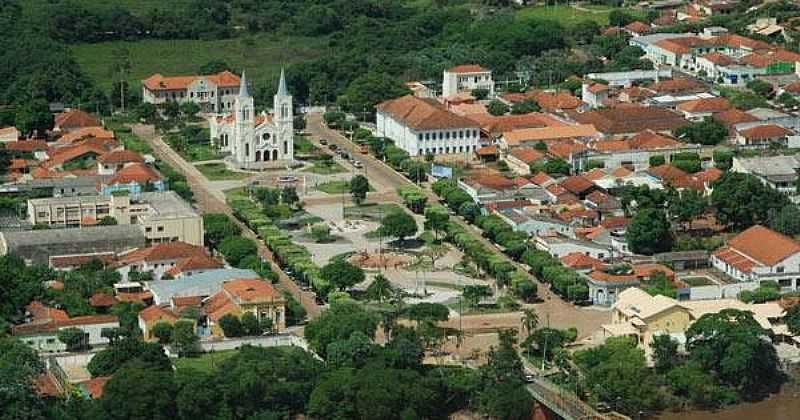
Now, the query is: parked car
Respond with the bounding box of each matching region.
[329,144,338,151]
[319,139,328,145]
[278,175,298,183]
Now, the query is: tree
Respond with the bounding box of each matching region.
[401,160,427,183]
[487,100,509,116]
[0,336,46,420]
[310,223,332,243]
[326,331,375,369]
[543,158,571,176]
[462,285,492,309]
[521,309,539,336]
[649,154,665,166]
[651,334,680,374]
[350,174,370,205]
[711,172,789,229]
[179,101,201,120]
[424,206,449,241]
[321,259,365,291]
[713,149,734,170]
[151,322,173,345]
[58,327,87,352]
[281,186,299,207]
[458,202,481,223]
[202,213,241,247]
[608,9,634,27]
[477,330,532,420]
[98,215,118,225]
[770,204,800,236]
[627,208,672,255]
[99,361,177,420]
[380,211,418,243]
[172,320,199,356]
[241,312,262,336]
[746,79,774,98]
[674,117,728,145]
[110,46,132,113]
[777,92,799,109]
[366,274,395,303]
[87,338,171,376]
[510,98,539,114]
[338,72,410,117]
[669,189,706,229]
[786,304,800,335]
[406,302,449,324]
[218,236,258,267]
[472,87,489,100]
[686,309,782,397]
[15,99,52,137]
[199,59,230,75]
[218,313,244,337]
[304,300,379,357]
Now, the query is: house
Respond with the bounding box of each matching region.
[569,105,688,136]
[115,241,217,281]
[12,301,119,352]
[458,173,516,203]
[535,233,611,260]
[96,150,144,175]
[585,269,640,306]
[711,225,800,288]
[504,147,546,176]
[582,82,610,108]
[647,78,707,96]
[53,110,101,133]
[467,113,552,140]
[675,96,732,120]
[208,70,295,168]
[442,65,494,98]
[0,126,19,142]
[0,225,146,266]
[26,191,204,246]
[141,70,242,113]
[560,252,606,272]
[500,124,600,149]
[137,305,179,342]
[42,137,119,171]
[496,208,576,238]
[583,130,699,171]
[624,21,652,37]
[55,127,115,147]
[584,190,623,216]
[713,108,759,135]
[559,176,599,199]
[204,278,287,336]
[99,163,167,195]
[145,268,259,305]
[731,155,800,196]
[735,124,795,148]
[376,95,481,157]
[602,288,692,352]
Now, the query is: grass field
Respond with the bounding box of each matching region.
[302,161,346,174]
[174,350,238,373]
[195,163,252,181]
[71,34,328,90]
[316,180,351,194]
[516,4,613,26]
[23,0,191,18]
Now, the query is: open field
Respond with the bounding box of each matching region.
[71,34,328,90]
[195,163,252,181]
[516,4,613,26]
[174,350,238,374]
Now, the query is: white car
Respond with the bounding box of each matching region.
[278,175,298,183]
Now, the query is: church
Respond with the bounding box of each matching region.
[209,69,294,168]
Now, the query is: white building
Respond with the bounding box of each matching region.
[376,95,481,157]
[712,225,800,289]
[534,233,611,260]
[0,126,19,142]
[209,70,294,168]
[442,65,494,98]
[731,155,800,196]
[141,71,242,113]
[12,302,119,353]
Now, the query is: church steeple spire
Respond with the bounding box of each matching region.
[277,67,288,97]
[239,70,250,98]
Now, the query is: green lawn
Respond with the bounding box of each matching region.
[174,350,238,374]
[302,161,346,174]
[516,4,612,26]
[195,163,252,181]
[316,180,350,194]
[344,203,406,220]
[71,33,328,90]
[22,0,191,18]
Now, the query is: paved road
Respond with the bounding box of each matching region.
[305,113,610,337]
[131,124,323,319]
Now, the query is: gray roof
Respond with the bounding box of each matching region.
[145,268,259,305]
[239,70,250,98]
[277,67,289,97]
[24,176,107,190]
[735,155,800,178]
[746,107,790,121]
[136,191,199,220]
[0,225,145,265]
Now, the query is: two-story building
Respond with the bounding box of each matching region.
[442,65,494,98]
[711,225,800,290]
[204,278,287,336]
[141,71,242,114]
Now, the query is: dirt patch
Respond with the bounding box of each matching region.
[348,251,412,269]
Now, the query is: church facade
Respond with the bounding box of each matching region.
[209,69,294,168]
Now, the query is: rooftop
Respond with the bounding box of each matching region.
[726,225,800,266]
[377,95,479,131]
[145,268,259,305]
[569,106,687,135]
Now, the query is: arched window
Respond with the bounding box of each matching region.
[281,104,289,119]
[273,149,279,160]
[283,141,288,155]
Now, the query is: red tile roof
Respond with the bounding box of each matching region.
[105,163,162,185]
[377,95,479,131]
[601,216,630,230]
[700,52,734,66]
[583,168,608,181]
[6,140,47,152]
[475,145,499,156]
[713,108,759,127]
[561,252,606,270]
[118,242,207,265]
[569,106,687,135]
[737,124,792,139]
[648,78,706,94]
[467,113,549,135]
[138,305,178,324]
[633,263,675,280]
[223,278,281,303]
[142,71,240,91]
[676,97,732,113]
[98,149,144,164]
[547,140,588,159]
[164,254,224,277]
[530,171,555,186]
[624,21,652,34]
[509,147,545,164]
[80,376,111,399]
[56,127,114,146]
[54,110,101,130]
[559,176,595,194]
[726,225,800,266]
[466,173,516,190]
[44,138,117,169]
[532,90,584,112]
[89,293,116,308]
[448,64,488,73]
[588,270,639,284]
[648,164,688,183]
[611,166,632,178]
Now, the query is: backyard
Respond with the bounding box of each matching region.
[174,349,238,373]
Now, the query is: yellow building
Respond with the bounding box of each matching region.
[137,305,179,342]
[204,278,287,337]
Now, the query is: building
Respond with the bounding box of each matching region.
[376,95,481,157]
[675,96,732,120]
[735,124,795,148]
[712,225,800,288]
[145,268,259,305]
[534,233,611,260]
[458,173,517,203]
[582,130,701,171]
[53,110,101,133]
[209,70,294,168]
[204,278,287,336]
[12,301,118,352]
[141,70,242,113]
[569,105,688,137]
[116,241,221,281]
[0,225,146,266]
[26,191,203,246]
[441,65,494,98]
[504,147,546,176]
[582,82,610,108]
[496,208,576,238]
[137,305,179,342]
[731,155,800,196]
[0,126,19,142]
[585,269,641,306]
[602,288,692,352]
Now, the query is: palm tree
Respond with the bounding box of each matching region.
[366,274,394,303]
[521,309,539,337]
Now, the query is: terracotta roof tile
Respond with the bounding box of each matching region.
[98,149,144,164]
[676,97,732,113]
[142,71,240,91]
[583,168,608,181]
[164,255,224,277]
[509,147,545,164]
[738,124,792,139]
[448,64,488,73]
[530,171,555,186]
[223,278,281,303]
[699,52,734,66]
[713,108,759,127]
[559,176,595,194]
[118,242,207,265]
[467,113,549,135]
[648,78,706,94]
[138,305,178,324]
[80,376,111,399]
[105,163,162,185]
[625,21,652,34]
[561,252,606,270]
[6,140,47,152]
[56,127,114,146]
[54,110,100,130]
[89,293,116,308]
[569,106,687,135]
[377,95,479,131]
[466,173,516,190]
[727,225,800,266]
[475,145,499,156]
[588,270,639,284]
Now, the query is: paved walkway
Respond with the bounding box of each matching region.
[130,124,323,319]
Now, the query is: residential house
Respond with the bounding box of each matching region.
[53,110,101,133]
[96,150,145,175]
[145,268,259,305]
[735,124,795,148]
[712,225,800,289]
[568,105,688,137]
[496,208,576,238]
[505,147,546,176]
[0,126,19,142]
[12,301,118,352]
[582,82,610,108]
[584,190,623,216]
[141,71,242,113]
[499,124,600,150]
[442,65,494,99]
[204,278,287,336]
[376,95,481,157]
[560,252,606,272]
[534,233,611,260]
[675,96,732,120]
[731,155,800,197]
[458,173,517,203]
[99,163,167,195]
[55,127,115,147]
[559,175,600,199]
[138,305,179,342]
[115,241,218,281]
[602,288,692,351]
[585,269,640,306]
[583,130,700,171]
[624,21,652,37]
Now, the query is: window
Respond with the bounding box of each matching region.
[157,226,164,232]
[190,92,194,98]
[145,227,152,233]
[779,279,792,287]
[777,266,785,273]
[418,133,422,141]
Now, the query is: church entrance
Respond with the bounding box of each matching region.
[272,150,279,160]
[255,151,262,161]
